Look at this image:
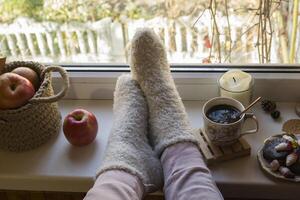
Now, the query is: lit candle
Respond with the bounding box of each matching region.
[218,69,253,106]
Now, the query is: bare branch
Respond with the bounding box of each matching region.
[192,9,206,28]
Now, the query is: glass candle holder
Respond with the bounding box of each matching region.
[218,70,254,107]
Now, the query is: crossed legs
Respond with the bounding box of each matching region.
[85,29,223,200]
[85,141,223,200]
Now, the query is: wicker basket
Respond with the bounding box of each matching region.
[0,61,69,152]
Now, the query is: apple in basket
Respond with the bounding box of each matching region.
[63,109,98,146]
[0,73,35,109]
[11,67,40,91]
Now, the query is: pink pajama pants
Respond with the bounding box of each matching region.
[84,142,223,200]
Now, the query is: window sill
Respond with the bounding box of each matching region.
[0,100,299,199]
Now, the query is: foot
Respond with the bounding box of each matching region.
[97,74,163,193]
[130,28,198,156]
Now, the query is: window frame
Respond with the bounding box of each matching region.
[59,63,300,73]
[51,63,300,102]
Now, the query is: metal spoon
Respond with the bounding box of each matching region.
[237,97,262,118]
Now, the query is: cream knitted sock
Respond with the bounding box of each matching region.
[97,74,163,193]
[130,28,198,156]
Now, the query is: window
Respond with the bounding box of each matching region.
[0,0,299,66]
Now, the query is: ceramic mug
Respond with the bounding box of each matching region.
[202,97,259,146]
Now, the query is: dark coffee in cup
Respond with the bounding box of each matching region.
[203,97,259,146]
[206,104,240,124]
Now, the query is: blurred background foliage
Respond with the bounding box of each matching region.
[0,0,43,23]
[0,0,297,64]
[0,0,257,23]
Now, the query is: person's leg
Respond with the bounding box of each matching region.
[130,29,223,199]
[130,28,198,157]
[162,143,223,200]
[84,170,143,200]
[85,74,163,200]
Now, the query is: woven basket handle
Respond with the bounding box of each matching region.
[29,66,70,103]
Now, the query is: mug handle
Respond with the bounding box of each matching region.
[240,113,259,136]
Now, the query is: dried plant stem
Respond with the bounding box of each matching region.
[257,0,262,63]
[169,20,177,52]
[209,0,221,62]
[209,20,215,60]
[122,23,129,62]
[289,0,299,63]
[256,0,273,63]
[264,0,269,62]
[193,0,282,63]
[263,1,267,62]
[192,9,206,28]
[225,0,232,62]
[268,0,273,62]
[224,22,258,62]
[276,10,289,63]
[268,0,277,59]
[267,17,273,60]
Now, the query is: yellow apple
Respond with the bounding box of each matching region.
[11,67,40,91]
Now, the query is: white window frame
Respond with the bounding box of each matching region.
[51,64,300,102]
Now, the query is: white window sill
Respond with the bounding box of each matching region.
[0,100,299,199]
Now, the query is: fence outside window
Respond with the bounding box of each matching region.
[0,0,299,65]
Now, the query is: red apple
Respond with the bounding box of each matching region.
[0,73,35,109]
[63,109,98,146]
[11,67,40,91]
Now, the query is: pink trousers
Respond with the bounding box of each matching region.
[84,142,223,200]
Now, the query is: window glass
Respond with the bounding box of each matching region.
[0,0,298,65]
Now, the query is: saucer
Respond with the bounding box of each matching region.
[257,134,300,182]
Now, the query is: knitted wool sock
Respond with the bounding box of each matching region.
[97,74,163,193]
[130,28,198,156]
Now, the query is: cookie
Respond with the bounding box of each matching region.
[282,119,300,134]
[263,137,290,163]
